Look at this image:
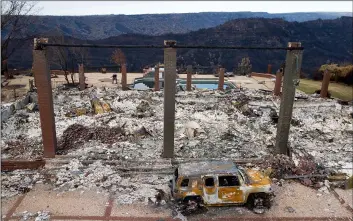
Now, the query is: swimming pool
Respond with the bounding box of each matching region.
[131,78,236,90]
[178,79,236,90]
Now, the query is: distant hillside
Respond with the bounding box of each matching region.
[2,12,352,40]
[7,17,353,77]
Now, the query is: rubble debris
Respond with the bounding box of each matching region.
[259,155,297,178]
[337,100,350,106]
[154,188,167,205]
[173,199,208,216]
[57,124,126,153]
[101,101,112,112]
[90,95,111,115]
[290,118,301,126]
[1,170,43,198]
[269,109,279,124]
[65,108,88,118]
[295,95,309,100]
[258,89,272,94]
[2,139,43,160]
[184,121,205,139]
[220,129,237,141]
[301,178,312,186]
[26,103,38,112]
[134,100,154,118]
[13,210,50,221]
[1,86,352,201]
[315,89,331,98]
[284,206,296,213]
[284,174,327,179]
[346,176,353,189]
[105,116,117,124]
[134,126,152,137]
[259,154,329,188]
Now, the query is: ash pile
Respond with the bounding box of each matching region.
[1,86,352,202]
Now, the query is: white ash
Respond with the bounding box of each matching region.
[53,159,172,205]
[1,86,353,199]
[14,210,50,221]
[1,170,43,198]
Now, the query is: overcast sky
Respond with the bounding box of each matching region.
[36,1,352,16]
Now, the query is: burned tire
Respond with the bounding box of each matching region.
[179,196,207,216]
[246,193,272,214]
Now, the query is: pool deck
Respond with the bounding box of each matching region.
[178,74,275,90]
[2,183,352,221]
[2,73,276,103]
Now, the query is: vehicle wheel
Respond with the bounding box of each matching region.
[247,193,271,214]
[181,197,206,216]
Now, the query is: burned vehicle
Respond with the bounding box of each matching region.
[171,161,274,214]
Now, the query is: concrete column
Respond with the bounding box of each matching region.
[275,42,303,155]
[121,64,127,90]
[186,65,192,91]
[274,69,283,96]
[78,64,85,91]
[218,68,225,91]
[154,65,160,91]
[320,69,331,98]
[268,64,272,74]
[33,38,57,158]
[163,40,177,158]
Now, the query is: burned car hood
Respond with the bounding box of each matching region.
[245,169,271,186]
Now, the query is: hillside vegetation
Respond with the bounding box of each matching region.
[2,12,351,40]
[7,17,353,77]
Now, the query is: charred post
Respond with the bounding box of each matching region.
[218,68,225,91]
[274,68,283,96]
[78,64,85,91]
[186,65,192,91]
[33,38,57,158]
[320,69,331,98]
[154,64,160,91]
[121,64,127,90]
[268,64,272,74]
[275,42,303,155]
[163,40,177,158]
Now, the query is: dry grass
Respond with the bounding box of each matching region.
[298,79,353,101]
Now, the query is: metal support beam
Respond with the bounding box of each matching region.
[218,68,225,91]
[275,42,303,155]
[154,65,160,91]
[163,40,177,158]
[33,38,57,158]
[186,65,192,91]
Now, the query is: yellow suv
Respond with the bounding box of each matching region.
[171,161,274,214]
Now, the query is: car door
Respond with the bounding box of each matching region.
[202,176,218,204]
[217,175,244,203]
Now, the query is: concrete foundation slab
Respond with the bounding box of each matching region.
[266,182,352,217]
[14,184,108,216]
[111,204,172,217]
[1,195,22,218]
[334,188,353,209]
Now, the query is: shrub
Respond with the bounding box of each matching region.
[318,63,353,84]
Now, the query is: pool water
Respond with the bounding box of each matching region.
[181,83,230,90]
[132,79,236,90]
[178,79,236,90]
